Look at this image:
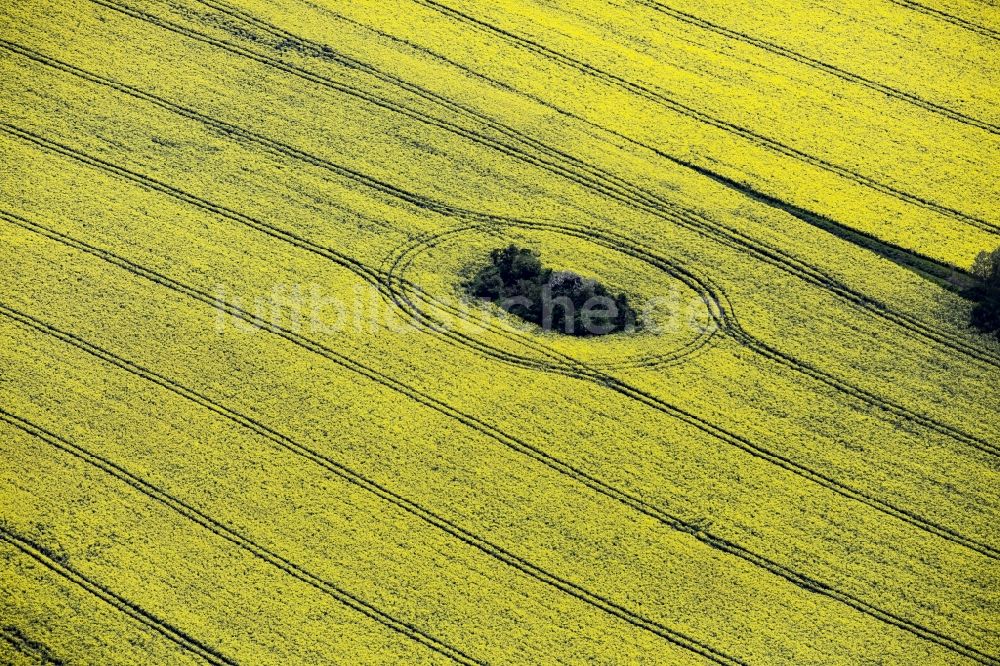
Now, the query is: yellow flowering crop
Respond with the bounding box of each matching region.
[1,0,997,663]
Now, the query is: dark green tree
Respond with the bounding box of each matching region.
[465,245,639,336]
[966,247,1000,339]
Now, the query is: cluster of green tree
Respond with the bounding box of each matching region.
[465,245,639,336]
[967,247,1000,339]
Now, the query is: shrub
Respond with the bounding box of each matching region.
[465,245,639,336]
[966,247,1000,339]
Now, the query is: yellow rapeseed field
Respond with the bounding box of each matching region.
[1,0,997,663]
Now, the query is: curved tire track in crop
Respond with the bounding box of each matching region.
[7,37,997,457]
[412,0,999,235]
[2,119,996,554]
[380,220,722,372]
[3,209,998,664]
[0,35,720,380]
[64,2,1000,375]
[637,0,998,135]
[66,3,1000,373]
[0,516,237,666]
[0,297,742,666]
[0,409,484,666]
